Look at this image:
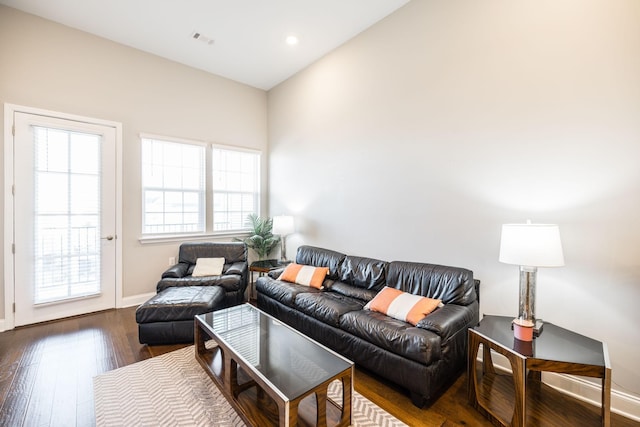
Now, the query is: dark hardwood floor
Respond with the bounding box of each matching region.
[0,307,637,427]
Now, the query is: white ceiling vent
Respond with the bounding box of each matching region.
[191,31,214,45]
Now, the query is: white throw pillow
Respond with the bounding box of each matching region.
[192,257,225,277]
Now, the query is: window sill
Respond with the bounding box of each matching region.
[138,231,250,245]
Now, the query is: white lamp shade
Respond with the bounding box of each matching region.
[272,215,295,235]
[499,223,564,267]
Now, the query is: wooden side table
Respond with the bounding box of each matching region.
[248,259,289,301]
[468,315,611,427]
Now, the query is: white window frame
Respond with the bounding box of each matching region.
[140,134,206,237]
[212,144,261,233]
[139,135,261,244]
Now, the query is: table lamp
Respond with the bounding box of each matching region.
[499,221,564,335]
[272,215,294,262]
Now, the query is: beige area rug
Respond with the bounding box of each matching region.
[94,345,408,427]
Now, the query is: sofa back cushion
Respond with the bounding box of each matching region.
[386,261,476,305]
[178,242,247,265]
[296,245,346,280]
[338,255,388,291]
[328,281,378,302]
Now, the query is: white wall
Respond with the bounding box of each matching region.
[268,0,640,415]
[0,6,268,317]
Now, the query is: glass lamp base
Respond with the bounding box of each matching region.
[518,266,543,336]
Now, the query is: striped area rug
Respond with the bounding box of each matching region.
[94,345,408,427]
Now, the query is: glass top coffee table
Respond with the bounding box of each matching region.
[195,303,353,427]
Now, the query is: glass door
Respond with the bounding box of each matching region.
[12,111,117,326]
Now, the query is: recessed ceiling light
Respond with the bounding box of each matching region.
[285,35,299,46]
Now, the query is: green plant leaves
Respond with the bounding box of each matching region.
[237,213,280,259]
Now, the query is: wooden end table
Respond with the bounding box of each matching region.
[468,315,611,427]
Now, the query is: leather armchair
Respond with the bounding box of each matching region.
[156,241,249,306]
[136,241,248,345]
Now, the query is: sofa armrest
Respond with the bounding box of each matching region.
[161,262,190,278]
[416,301,479,341]
[268,267,285,279]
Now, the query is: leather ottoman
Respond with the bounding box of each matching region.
[136,286,225,345]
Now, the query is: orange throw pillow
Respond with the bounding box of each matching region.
[365,287,441,326]
[279,263,329,289]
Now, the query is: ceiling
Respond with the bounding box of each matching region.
[0,0,409,90]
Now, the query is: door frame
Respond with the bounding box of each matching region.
[3,103,123,331]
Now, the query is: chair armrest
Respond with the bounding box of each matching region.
[161,262,189,278]
[416,301,479,341]
[225,261,247,276]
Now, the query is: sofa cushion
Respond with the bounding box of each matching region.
[256,277,321,307]
[157,274,243,293]
[338,255,387,291]
[365,287,441,326]
[136,286,225,324]
[340,310,441,365]
[295,245,346,280]
[387,261,476,305]
[294,292,365,328]
[326,281,378,302]
[280,263,329,289]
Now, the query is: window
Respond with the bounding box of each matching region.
[212,146,260,232]
[141,136,205,234]
[141,135,260,237]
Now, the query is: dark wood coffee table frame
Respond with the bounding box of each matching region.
[468,315,611,427]
[195,308,353,427]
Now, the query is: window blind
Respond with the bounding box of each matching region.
[33,126,102,304]
[141,137,205,234]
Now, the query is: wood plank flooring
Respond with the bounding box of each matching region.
[0,307,637,427]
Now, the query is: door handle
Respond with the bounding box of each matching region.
[101,235,115,241]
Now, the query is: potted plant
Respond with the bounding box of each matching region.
[237,214,280,259]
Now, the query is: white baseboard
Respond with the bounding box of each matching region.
[0,318,5,333]
[484,353,640,422]
[120,292,155,308]
[544,372,640,422]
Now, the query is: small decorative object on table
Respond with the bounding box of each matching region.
[512,318,534,341]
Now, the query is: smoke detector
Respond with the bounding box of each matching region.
[191,31,214,45]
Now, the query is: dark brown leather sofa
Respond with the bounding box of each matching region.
[256,245,479,407]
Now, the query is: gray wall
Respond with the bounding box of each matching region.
[268,0,640,411]
[0,6,268,314]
